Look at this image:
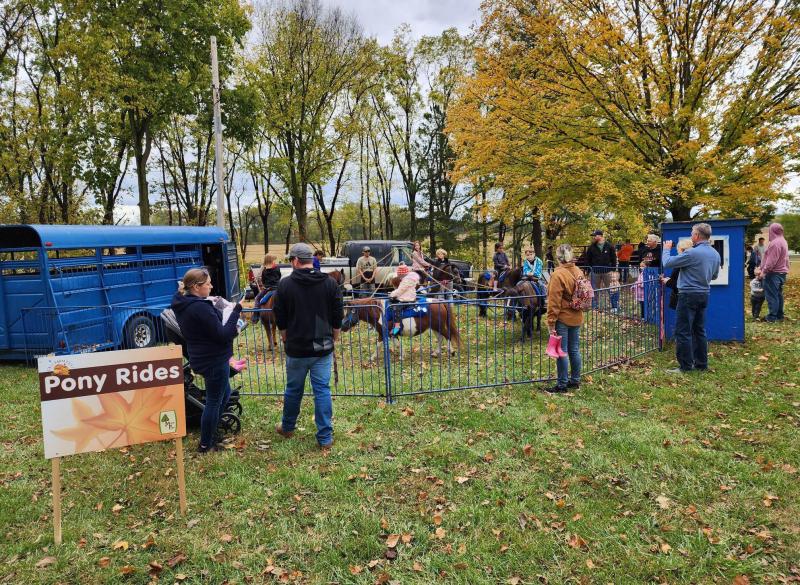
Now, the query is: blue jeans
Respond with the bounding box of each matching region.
[282,353,334,446]
[199,359,232,448]
[674,292,709,371]
[555,321,582,388]
[763,273,786,321]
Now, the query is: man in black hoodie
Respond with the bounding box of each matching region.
[585,230,618,311]
[273,243,343,450]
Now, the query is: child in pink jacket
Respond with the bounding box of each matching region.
[389,272,420,335]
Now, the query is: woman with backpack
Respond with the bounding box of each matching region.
[545,244,587,393]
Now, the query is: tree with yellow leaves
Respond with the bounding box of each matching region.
[450,0,800,224]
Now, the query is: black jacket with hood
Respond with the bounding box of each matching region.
[273,267,344,358]
[170,293,242,373]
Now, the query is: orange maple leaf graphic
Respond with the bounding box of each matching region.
[82,388,174,447]
[51,398,105,452]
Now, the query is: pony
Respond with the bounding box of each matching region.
[476,267,523,318]
[255,292,279,354]
[340,297,461,361]
[511,279,547,340]
[326,268,345,288]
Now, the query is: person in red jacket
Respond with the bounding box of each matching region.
[758,223,790,322]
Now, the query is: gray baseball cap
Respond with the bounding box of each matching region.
[288,242,314,260]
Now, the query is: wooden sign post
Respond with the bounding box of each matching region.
[39,346,187,544]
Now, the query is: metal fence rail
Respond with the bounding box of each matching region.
[236,278,661,400]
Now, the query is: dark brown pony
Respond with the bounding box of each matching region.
[511,280,547,340]
[327,269,345,287]
[340,297,461,360]
[255,292,279,353]
[476,267,523,317]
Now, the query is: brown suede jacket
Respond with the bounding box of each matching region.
[546,262,585,329]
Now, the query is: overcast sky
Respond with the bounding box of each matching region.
[321,0,482,43]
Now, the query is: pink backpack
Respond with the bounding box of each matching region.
[569,273,594,311]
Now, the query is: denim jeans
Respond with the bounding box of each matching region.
[763,273,786,321]
[199,359,232,448]
[674,292,709,371]
[555,321,582,388]
[282,353,334,446]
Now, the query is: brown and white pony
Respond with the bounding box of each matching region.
[340,297,461,361]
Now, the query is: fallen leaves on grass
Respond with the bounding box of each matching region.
[112,540,129,551]
[656,495,672,509]
[35,556,56,569]
[567,533,588,550]
[166,552,187,568]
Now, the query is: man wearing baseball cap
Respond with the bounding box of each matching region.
[585,230,618,311]
[356,246,377,292]
[273,242,344,451]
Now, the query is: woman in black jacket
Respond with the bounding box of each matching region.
[171,268,242,453]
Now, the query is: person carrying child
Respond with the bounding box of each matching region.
[750,268,765,319]
[389,271,420,336]
[252,254,281,323]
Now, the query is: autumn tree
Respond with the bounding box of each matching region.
[249,0,371,241]
[68,0,250,225]
[451,0,800,228]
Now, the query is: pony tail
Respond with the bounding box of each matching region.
[445,302,461,349]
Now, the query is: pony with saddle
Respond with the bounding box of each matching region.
[510,279,548,340]
[340,296,461,361]
[476,267,523,318]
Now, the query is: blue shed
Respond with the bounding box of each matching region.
[0,225,240,359]
[659,219,749,342]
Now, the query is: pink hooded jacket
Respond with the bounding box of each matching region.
[390,272,420,302]
[760,223,789,275]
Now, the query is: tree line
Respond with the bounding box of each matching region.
[1,0,797,262]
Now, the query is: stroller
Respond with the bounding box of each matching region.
[160,309,243,436]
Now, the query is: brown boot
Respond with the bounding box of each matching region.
[318,439,334,452]
[275,424,294,439]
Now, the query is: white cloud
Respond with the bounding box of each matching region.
[322,0,481,43]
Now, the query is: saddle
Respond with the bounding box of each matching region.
[385,297,429,321]
[255,288,277,307]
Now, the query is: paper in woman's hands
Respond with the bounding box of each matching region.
[211,296,241,328]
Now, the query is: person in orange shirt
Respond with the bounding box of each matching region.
[617,239,634,282]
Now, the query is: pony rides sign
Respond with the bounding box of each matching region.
[38,345,187,544]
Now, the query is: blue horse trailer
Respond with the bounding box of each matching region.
[0,224,240,359]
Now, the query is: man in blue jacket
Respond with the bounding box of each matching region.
[273,242,343,450]
[662,223,720,373]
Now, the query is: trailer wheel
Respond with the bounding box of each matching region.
[124,315,157,349]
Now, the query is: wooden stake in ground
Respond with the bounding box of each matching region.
[175,438,187,514]
[52,457,61,545]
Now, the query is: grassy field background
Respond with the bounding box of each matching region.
[0,277,798,584]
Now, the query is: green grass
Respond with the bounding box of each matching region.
[1,283,798,584]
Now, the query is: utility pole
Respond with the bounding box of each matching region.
[211,36,225,229]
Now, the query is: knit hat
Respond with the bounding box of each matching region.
[396,262,410,277]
